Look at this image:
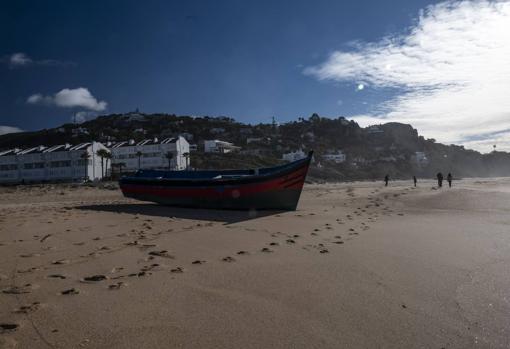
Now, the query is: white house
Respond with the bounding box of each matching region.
[204,140,240,153]
[110,136,189,171]
[282,150,307,162]
[322,151,346,163]
[0,142,108,184]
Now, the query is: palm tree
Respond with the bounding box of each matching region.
[96,148,110,178]
[136,151,143,169]
[80,151,90,181]
[183,152,190,170]
[104,151,113,179]
[164,151,174,169]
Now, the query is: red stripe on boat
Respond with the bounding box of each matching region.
[122,166,309,198]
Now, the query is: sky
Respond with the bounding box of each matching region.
[1,0,509,152]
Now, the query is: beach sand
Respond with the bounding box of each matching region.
[1,179,510,348]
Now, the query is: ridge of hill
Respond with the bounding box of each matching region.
[1,112,509,180]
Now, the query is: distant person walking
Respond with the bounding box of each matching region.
[413,175,417,187]
[436,172,443,188]
[447,173,453,188]
[384,174,389,187]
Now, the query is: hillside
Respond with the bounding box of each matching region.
[2,112,510,181]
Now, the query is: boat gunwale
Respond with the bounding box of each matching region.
[119,151,313,187]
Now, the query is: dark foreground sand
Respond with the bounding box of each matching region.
[1,179,510,348]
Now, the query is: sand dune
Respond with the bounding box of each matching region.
[1,179,510,348]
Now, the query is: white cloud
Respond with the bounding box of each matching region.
[10,53,32,66]
[26,93,53,105]
[0,126,23,135]
[5,52,74,68]
[305,0,510,152]
[27,87,107,111]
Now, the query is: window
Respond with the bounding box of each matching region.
[50,160,72,168]
[0,164,17,171]
[76,159,89,166]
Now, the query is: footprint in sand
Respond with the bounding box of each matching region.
[61,288,79,295]
[81,275,107,282]
[222,256,236,262]
[171,267,184,273]
[148,250,174,259]
[13,302,40,314]
[2,285,32,295]
[108,282,125,290]
[333,241,344,244]
[127,271,149,277]
[286,239,296,244]
[17,267,39,274]
[20,253,41,258]
[0,323,19,333]
[261,247,273,253]
[192,260,206,265]
[40,234,52,242]
[269,242,279,246]
[140,264,160,272]
[52,259,70,265]
[319,249,329,254]
[47,274,66,280]
[237,250,249,255]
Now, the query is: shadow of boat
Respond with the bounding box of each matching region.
[77,203,284,224]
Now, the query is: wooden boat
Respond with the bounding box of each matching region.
[119,151,313,210]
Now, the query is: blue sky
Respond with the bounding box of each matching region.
[2,0,509,152]
[1,1,434,127]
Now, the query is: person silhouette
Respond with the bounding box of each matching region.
[413,175,417,187]
[436,172,443,188]
[384,174,389,187]
[447,173,452,188]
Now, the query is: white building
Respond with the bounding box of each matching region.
[204,140,240,153]
[322,151,346,163]
[0,142,108,184]
[110,136,189,171]
[282,150,307,162]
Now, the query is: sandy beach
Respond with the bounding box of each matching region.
[1,179,510,348]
